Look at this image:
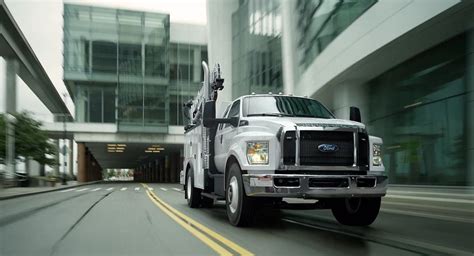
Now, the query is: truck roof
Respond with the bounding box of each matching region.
[234,94,312,101]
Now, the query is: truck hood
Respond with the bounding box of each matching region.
[248,117,366,130]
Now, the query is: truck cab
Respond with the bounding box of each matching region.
[181,62,387,227]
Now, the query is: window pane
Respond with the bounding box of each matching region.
[103,88,116,123]
[89,89,102,122]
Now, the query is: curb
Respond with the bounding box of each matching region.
[0,181,102,200]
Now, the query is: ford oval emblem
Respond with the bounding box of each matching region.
[318,144,339,153]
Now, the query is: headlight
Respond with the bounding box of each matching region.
[372,143,382,166]
[247,141,269,165]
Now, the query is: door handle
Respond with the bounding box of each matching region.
[220,135,223,144]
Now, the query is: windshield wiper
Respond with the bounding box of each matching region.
[293,114,331,119]
[247,113,293,117]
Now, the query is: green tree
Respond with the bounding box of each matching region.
[0,112,57,167]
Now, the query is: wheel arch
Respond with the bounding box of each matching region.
[225,154,241,191]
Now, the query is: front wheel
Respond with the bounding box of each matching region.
[331,197,381,226]
[226,162,255,226]
[186,168,202,208]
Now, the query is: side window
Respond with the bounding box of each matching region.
[225,100,240,128]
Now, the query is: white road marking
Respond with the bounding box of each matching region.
[76,188,89,192]
[120,187,127,191]
[381,208,474,224]
[60,188,75,192]
[386,195,474,204]
[148,187,154,191]
[382,201,474,214]
[91,188,101,192]
[172,188,183,193]
[388,190,474,198]
[160,187,168,191]
[106,187,114,191]
[135,187,140,191]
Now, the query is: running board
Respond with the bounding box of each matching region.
[201,192,225,201]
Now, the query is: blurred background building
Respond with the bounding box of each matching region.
[61,4,207,182]
[207,0,474,186]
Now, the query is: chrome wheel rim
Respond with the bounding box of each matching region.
[228,176,239,214]
[187,176,192,200]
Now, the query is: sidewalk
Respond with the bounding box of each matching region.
[0,180,101,200]
[382,185,474,223]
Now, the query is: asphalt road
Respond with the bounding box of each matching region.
[0,182,472,256]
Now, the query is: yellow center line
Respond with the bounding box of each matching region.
[144,189,232,256]
[142,183,254,256]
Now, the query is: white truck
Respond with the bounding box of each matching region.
[181,62,387,227]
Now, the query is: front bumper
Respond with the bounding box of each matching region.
[242,173,387,198]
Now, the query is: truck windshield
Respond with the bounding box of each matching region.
[243,96,334,118]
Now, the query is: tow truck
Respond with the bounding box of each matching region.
[181,62,387,226]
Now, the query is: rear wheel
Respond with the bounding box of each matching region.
[226,162,255,226]
[186,168,202,208]
[331,197,381,226]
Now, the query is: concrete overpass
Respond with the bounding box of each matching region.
[0,0,71,116]
[1,0,73,182]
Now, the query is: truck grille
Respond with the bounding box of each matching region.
[283,131,355,166]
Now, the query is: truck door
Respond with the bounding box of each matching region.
[215,100,240,172]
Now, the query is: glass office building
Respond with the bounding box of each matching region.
[63,4,207,131]
[231,0,283,98]
[295,0,376,71]
[368,32,472,185]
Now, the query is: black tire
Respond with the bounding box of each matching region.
[331,197,381,226]
[226,162,255,226]
[186,168,201,208]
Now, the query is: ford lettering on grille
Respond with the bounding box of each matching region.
[318,143,339,153]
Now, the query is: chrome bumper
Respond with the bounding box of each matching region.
[242,173,388,198]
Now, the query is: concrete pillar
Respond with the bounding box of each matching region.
[39,164,45,177]
[156,160,159,182]
[466,29,474,186]
[53,140,60,177]
[159,157,165,182]
[170,153,177,183]
[68,140,74,178]
[149,162,153,182]
[4,59,19,182]
[165,155,170,182]
[281,0,297,94]
[77,143,87,182]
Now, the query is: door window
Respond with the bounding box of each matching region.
[224,100,240,128]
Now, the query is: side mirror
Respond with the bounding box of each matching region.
[350,107,361,122]
[229,116,239,127]
[203,101,240,128]
[203,101,216,128]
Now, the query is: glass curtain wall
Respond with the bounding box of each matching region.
[169,43,208,125]
[232,0,283,98]
[117,10,169,132]
[64,5,170,132]
[295,0,376,71]
[368,33,470,185]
